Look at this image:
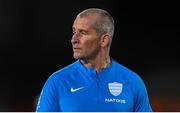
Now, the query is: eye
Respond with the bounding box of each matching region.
[80,30,87,35]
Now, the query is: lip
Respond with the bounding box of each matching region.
[73,47,80,51]
[72,46,80,49]
[73,47,80,49]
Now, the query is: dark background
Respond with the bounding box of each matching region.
[0,0,180,111]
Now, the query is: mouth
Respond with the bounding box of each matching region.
[73,47,80,52]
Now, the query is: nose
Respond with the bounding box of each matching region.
[71,32,80,44]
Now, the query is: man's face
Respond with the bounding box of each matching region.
[71,16,101,60]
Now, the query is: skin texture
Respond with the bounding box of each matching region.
[71,14,111,73]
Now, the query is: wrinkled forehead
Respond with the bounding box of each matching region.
[73,15,99,30]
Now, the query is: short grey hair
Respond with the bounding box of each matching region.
[77,8,114,38]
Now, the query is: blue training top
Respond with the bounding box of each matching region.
[36,59,152,112]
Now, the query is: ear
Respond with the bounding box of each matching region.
[100,34,111,47]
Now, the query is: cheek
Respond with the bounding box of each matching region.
[84,39,99,49]
[83,39,100,52]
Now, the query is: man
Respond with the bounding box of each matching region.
[36,8,152,112]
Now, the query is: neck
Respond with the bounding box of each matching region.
[80,54,111,74]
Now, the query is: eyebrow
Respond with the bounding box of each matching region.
[72,27,88,33]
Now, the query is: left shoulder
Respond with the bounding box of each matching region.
[112,60,144,84]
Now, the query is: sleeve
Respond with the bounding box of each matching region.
[134,76,152,112]
[36,76,60,112]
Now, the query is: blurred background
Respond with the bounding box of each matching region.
[0,0,180,111]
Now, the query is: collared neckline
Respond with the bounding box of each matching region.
[77,59,114,77]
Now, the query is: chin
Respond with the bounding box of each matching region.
[73,54,81,59]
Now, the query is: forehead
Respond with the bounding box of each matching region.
[73,15,98,30]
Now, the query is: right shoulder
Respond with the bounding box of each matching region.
[48,60,79,81]
[41,61,79,90]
